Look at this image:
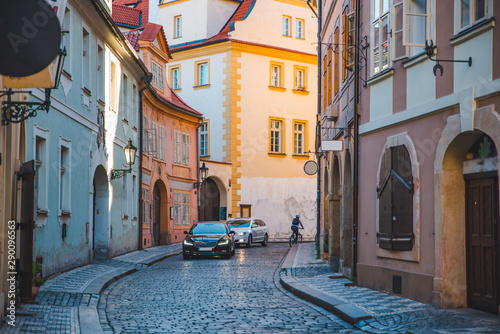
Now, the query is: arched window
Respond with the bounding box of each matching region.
[377,145,414,250]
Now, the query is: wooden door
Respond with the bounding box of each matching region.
[153,184,161,246]
[466,176,499,314]
[200,178,220,221]
[20,161,35,300]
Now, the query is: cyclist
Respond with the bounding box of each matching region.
[291,214,303,242]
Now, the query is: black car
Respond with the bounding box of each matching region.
[182,222,235,259]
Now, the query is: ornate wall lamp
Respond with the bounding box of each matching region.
[1,48,67,125]
[111,138,137,180]
[193,162,209,188]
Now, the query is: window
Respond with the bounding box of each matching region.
[270,118,284,154]
[82,28,90,89]
[372,0,390,74]
[34,129,49,212]
[152,122,159,158]
[200,121,209,157]
[170,66,180,90]
[132,84,137,126]
[293,66,307,91]
[377,145,414,251]
[97,45,104,102]
[59,142,71,215]
[142,188,150,225]
[270,62,284,88]
[459,0,486,30]
[158,125,165,160]
[334,28,339,95]
[122,74,128,120]
[343,7,355,78]
[143,116,149,151]
[182,194,190,225]
[296,19,304,39]
[173,130,181,163]
[282,16,291,36]
[174,15,182,38]
[195,61,209,86]
[152,61,164,89]
[174,192,182,225]
[110,62,117,110]
[132,175,137,219]
[182,133,189,165]
[122,174,128,219]
[322,54,327,111]
[402,0,430,50]
[293,121,306,155]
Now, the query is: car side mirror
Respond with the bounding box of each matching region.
[184,230,188,234]
[252,224,258,228]
[229,231,235,235]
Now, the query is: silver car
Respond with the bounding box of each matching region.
[227,218,269,247]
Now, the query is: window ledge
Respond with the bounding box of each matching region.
[450,17,495,46]
[173,88,182,92]
[59,210,71,217]
[122,118,129,125]
[403,51,427,69]
[268,86,286,92]
[82,86,91,96]
[292,154,309,159]
[122,214,129,220]
[268,153,287,158]
[132,217,138,222]
[62,70,72,80]
[367,67,394,86]
[194,84,210,90]
[37,209,49,216]
[292,89,309,95]
[97,99,105,107]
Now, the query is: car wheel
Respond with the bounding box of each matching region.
[246,234,253,248]
[261,234,268,247]
[183,253,190,260]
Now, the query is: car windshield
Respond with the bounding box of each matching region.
[227,219,251,228]
[190,223,227,235]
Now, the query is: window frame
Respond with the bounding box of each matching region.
[402,0,431,48]
[170,65,181,90]
[282,15,291,37]
[34,126,50,213]
[458,0,488,31]
[174,15,182,38]
[182,133,189,166]
[293,120,307,156]
[173,130,181,164]
[195,60,210,87]
[334,27,339,95]
[296,18,305,39]
[58,138,71,216]
[82,26,90,90]
[371,0,391,75]
[199,120,209,157]
[182,193,190,226]
[269,117,285,154]
[293,65,307,91]
[270,61,284,88]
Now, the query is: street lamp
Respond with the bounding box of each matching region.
[1,47,67,125]
[194,162,209,188]
[111,138,137,179]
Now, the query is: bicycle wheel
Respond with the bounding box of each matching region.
[298,234,303,244]
[289,234,294,247]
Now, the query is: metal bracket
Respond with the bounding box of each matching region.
[424,40,472,76]
[1,89,52,125]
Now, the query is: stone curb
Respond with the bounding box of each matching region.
[279,248,371,325]
[78,249,182,334]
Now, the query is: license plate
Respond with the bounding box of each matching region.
[199,247,212,251]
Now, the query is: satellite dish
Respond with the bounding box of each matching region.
[0,0,61,77]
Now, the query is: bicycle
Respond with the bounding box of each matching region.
[289,227,303,247]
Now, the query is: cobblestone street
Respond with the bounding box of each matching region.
[98,243,353,333]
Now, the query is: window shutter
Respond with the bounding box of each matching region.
[392,1,407,60]
[378,149,392,249]
[391,146,413,251]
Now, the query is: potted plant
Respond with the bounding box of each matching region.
[323,230,329,259]
[32,261,47,300]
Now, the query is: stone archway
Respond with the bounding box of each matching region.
[200,177,221,221]
[434,105,500,312]
[93,165,109,260]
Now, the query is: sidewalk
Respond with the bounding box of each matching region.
[1,244,182,334]
[280,242,500,334]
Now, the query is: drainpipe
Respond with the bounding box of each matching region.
[315,0,323,260]
[196,117,204,222]
[352,0,361,282]
[138,74,152,250]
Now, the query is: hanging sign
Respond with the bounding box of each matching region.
[304,160,318,175]
[321,140,343,152]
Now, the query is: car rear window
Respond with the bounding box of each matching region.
[227,219,251,228]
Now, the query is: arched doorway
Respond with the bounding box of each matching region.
[152,180,169,245]
[200,177,220,221]
[342,150,353,272]
[437,119,500,313]
[93,165,109,260]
